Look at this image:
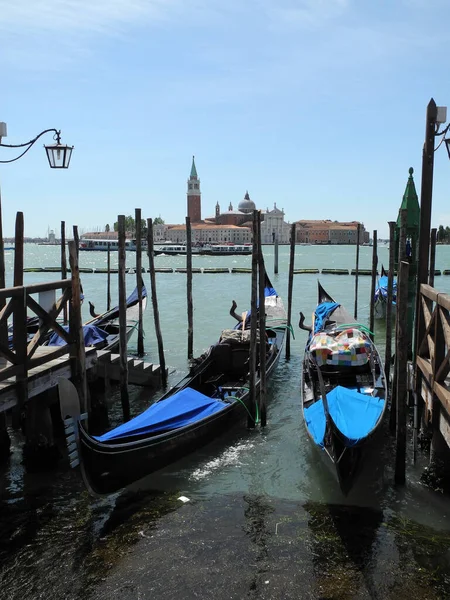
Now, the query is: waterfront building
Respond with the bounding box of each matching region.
[160,223,252,244]
[295,220,368,245]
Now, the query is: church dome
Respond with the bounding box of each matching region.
[238,191,256,214]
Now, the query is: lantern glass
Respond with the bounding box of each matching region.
[45,144,73,169]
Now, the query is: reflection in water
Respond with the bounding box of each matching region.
[243,493,274,594]
[304,501,382,598]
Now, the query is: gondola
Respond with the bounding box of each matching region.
[374,265,397,320]
[59,275,287,494]
[47,282,148,352]
[301,282,387,495]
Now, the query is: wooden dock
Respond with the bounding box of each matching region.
[0,346,98,413]
[0,346,163,413]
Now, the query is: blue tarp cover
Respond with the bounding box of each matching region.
[313,302,340,333]
[48,324,109,347]
[94,387,228,442]
[304,385,385,447]
[375,275,397,301]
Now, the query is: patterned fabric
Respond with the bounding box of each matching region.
[309,328,371,367]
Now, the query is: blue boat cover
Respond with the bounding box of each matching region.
[94,387,228,441]
[304,385,385,447]
[375,275,397,302]
[313,301,340,334]
[48,324,109,347]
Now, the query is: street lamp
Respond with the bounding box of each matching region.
[0,122,73,168]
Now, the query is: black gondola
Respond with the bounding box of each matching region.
[47,282,147,352]
[59,276,287,494]
[301,282,387,495]
[374,265,397,320]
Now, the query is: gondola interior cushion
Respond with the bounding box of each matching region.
[304,385,385,447]
[93,387,228,441]
[309,329,371,367]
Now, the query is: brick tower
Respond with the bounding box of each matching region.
[187,156,201,222]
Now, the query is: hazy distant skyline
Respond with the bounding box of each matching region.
[1,0,450,238]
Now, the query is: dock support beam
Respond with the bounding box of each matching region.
[23,395,59,472]
[0,412,11,463]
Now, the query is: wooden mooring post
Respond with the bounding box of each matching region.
[107,242,111,311]
[248,209,258,428]
[0,189,10,462]
[395,260,409,484]
[117,216,130,421]
[354,223,361,319]
[390,209,408,432]
[0,187,7,362]
[68,241,88,415]
[258,213,267,426]
[384,221,396,399]
[429,227,437,287]
[369,230,377,339]
[274,232,279,274]
[135,208,144,356]
[73,225,80,257]
[285,223,296,360]
[147,218,167,387]
[186,216,193,360]
[12,212,25,430]
[61,221,68,324]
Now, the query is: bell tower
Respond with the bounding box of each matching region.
[187,156,201,222]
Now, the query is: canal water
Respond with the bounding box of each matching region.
[1,244,450,599]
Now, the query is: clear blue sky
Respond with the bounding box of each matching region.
[1,0,450,238]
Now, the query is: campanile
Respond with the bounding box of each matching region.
[187,156,201,222]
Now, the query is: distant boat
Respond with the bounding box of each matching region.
[79,239,137,252]
[4,246,14,250]
[374,265,397,320]
[153,243,252,256]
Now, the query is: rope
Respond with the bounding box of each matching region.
[227,388,260,424]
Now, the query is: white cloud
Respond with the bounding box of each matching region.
[0,0,175,34]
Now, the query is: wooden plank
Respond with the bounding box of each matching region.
[28,345,72,369]
[435,348,450,383]
[437,292,450,312]
[0,349,97,412]
[434,381,450,418]
[439,409,450,448]
[419,297,434,356]
[421,284,439,303]
[417,355,433,386]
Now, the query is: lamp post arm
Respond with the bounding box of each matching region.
[0,128,61,164]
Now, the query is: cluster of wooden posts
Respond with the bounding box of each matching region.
[0,209,172,469]
[355,211,450,486]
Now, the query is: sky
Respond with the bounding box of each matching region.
[1,0,450,239]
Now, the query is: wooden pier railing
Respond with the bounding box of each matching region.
[415,284,450,437]
[0,276,86,420]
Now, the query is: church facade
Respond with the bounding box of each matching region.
[156,157,292,244]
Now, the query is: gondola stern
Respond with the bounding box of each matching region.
[58,378,100,495]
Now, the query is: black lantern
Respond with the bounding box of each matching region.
[45,130,73,168]
[0,126,74,167]
[45,142,74,169]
